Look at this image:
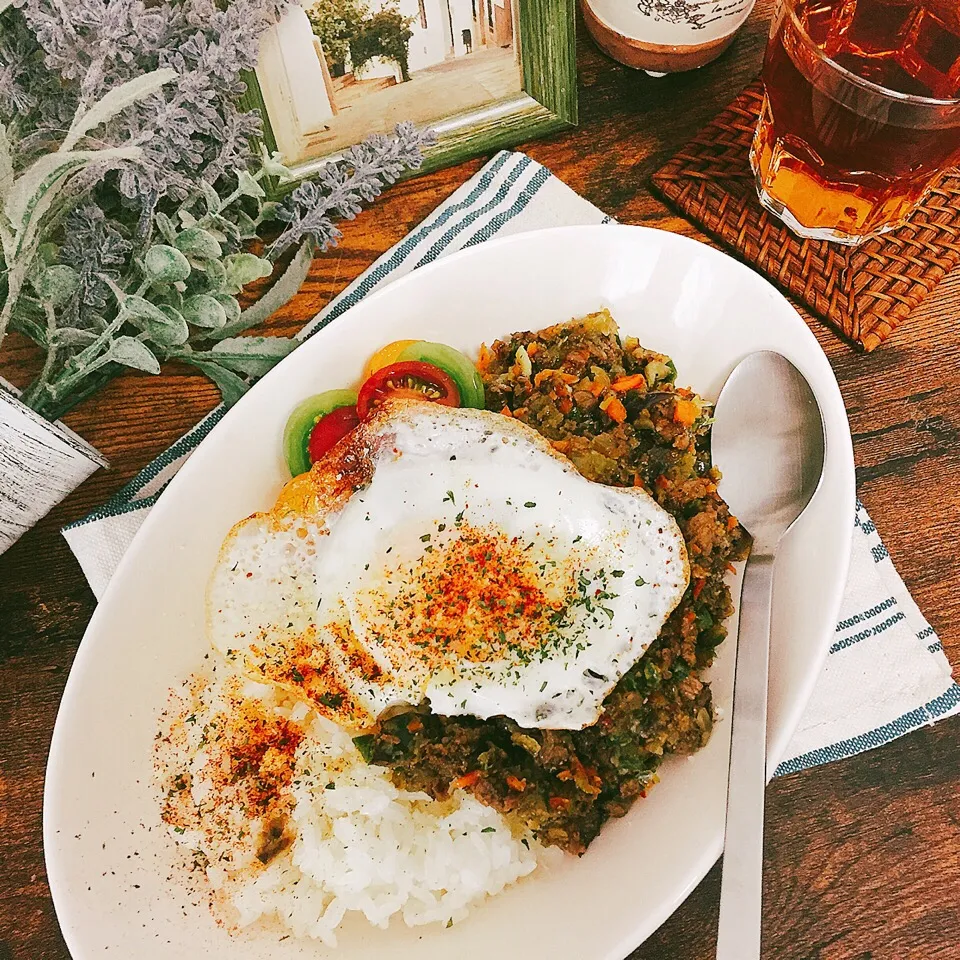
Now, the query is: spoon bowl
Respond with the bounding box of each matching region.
[711,351,826,555]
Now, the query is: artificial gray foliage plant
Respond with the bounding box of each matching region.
[0,0,433,422]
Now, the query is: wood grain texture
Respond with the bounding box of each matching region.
[1,3,958,958]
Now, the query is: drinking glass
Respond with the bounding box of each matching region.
[751,0,960,245]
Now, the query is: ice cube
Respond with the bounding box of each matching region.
[901,5,960,98]
[803,1,845,47]
[834,49,932,95]
[822,0,861,57]
[846,0,917,57]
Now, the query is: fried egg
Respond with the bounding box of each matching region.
[207,400,689,731]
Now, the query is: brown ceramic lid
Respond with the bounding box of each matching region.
[581,0,754,74]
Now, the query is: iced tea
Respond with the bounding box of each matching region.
[752,0,960,244]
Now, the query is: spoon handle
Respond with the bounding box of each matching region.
[716,554,775,960]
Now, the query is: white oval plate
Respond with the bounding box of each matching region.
[45,226,854,960]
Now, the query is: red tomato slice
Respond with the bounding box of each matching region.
[357,361,460,420]
[307,404,360,462]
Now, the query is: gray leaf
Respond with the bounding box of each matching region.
[32,264,80,306]
[192,257,226,294]
[54,328,99,347]
[182,294,227,329]
[186,359,249,406]
[5,146,140,235]
[229,240,312,335]
[199,181,222,216]
[215,294,241,325]
[222,252,272,294]
[209,336,296,377]
[143,244,191,283]
[108,336,161,374]
[174,226,222,261]
[61,68,177,150]
[123,296,189,346]
[154,212,179,244]
[0,122,13,203]
[262,152,293,180]
[236,170,266,199]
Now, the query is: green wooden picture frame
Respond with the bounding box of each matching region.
[240,0,577,187]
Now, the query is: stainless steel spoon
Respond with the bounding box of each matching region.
[711,352,826,960]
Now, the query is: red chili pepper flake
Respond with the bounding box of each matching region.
[361,523,578,668]
[156,676,304,867]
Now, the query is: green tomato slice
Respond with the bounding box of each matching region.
[398,341,485,409]
[283,388,358,476]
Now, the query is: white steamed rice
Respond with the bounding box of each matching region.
[156,663,544,946]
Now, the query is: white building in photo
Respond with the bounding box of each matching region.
[256,0,517,165]
[255,4,339,161]
[356,0,515,79]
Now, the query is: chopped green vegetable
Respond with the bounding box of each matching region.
[352,735,376,763]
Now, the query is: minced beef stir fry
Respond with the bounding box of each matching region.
[357,311,751,854]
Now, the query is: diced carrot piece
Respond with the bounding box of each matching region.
[559,372,579,384]
[692,578,706,599]
[549,796,571,811]
[552,439,571,454]
[611,373,647,392]
[726,562,737,574]
[526,342,539,356]
[673,399,699,425]
[726,515,739,530]
[655,474,671,490]
[477,344,494,372]
[556,769,574,781]
[568,757,602,795]
[452,770,481,790]
[500,405,513,417]
[558,396,573,415]
[406,718,423,733]
[579,765,603,796]
[506,775,527,792]
[589,379,605,397]
[534,369,558,387]
[600,395,627,423]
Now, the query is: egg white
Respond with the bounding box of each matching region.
[207,401,689,731]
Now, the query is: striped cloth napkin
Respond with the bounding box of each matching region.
[63,150,960,776]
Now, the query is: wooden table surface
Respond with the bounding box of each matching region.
[2,3,959,958]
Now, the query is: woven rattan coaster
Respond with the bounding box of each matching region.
[651,82,960,351]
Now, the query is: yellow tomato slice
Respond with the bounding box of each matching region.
[363,339,419,380]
